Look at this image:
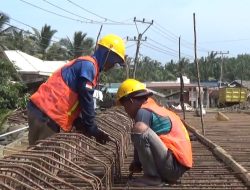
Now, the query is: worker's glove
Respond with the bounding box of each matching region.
[95,130,110,145]
[129,161,142,173]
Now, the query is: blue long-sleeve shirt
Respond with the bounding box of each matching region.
[61,59,98,136]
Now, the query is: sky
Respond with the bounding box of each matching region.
[1,0,250,64]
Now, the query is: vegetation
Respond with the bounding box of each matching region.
[60,31,94,59]
[0,59,26,109]
[101,53,250,83]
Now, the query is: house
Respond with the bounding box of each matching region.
[2,50,67,90]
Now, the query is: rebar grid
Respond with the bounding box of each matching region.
[2,108,248,189]
[0,107,133,189]
[0,162,80,189]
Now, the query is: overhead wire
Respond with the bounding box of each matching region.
[19,0,134,25]
[152,21,212,54]
[154,21,179,39]
[7,16,62,41]
[19,0,94,24]
[151,27,178,44]
[126,43,137,49]
[42,0,102,23]
[65,0,131,25]
[143,41,179,58]
[65,0,107,22]
[147,37,194,59]
[147,37,179,53]
[141,43,177,59]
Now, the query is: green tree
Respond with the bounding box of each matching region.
[60,31,94,59]
[32,24,57,59]
[0,59,25,109]
[46,42,69,60]
[0,12,13,49]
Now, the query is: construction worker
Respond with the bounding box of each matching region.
[116,79,193,186]
[27,34,125,145]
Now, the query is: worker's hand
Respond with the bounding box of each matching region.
[129,161,142,173]
[95,130,110,145]
[73,117,91,136]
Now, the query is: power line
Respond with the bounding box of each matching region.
[147,37,194,59]
[141,43,177,58]
[152,21,212,54]
[147,37,178,53]
[151,27,178,44]
[19,0,133,25]
[65,0,131,25]
[154,21,179,39]
[19,0,94,24]
[42,0,101,23]
[66,0,107,22]
[9,16,62,41]
[126,43,137,49]
[143,41,179,57]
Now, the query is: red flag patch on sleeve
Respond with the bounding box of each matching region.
[85,81,93,89]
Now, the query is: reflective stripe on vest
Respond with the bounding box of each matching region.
[141,98,193,168]
[30,56,99,132]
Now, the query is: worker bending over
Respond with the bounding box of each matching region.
[27,34,125,145]
[116,79,193,186]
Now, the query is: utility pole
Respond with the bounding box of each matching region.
[179,36,185,120]
[193,13,205,135]
[212,51,229,87]
[125,55,130,79]
[127,17,153,78]
[94,25,103,51]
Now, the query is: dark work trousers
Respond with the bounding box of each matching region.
[27,101,60,145]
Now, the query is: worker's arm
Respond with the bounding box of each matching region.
[75,61,109,144]
[77,78,110,144]
[77,77,98,136]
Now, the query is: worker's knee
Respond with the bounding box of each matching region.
[132,122,149,133]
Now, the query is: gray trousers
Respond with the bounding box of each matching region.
[27,101,60,145]
[131,127,188,182]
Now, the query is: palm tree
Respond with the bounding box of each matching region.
[60,31,94,59]
[46,42,69,60]
[0,12,13,49]
[32,24,57,59]
[8,29,25,50]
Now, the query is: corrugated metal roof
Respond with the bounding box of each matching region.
[4,50,67,76]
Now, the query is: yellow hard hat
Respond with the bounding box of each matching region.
[98,34,125,62]
[116,79,148,103]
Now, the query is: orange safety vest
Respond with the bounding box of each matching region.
[141,98,193,168]
[30,56,99,132]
